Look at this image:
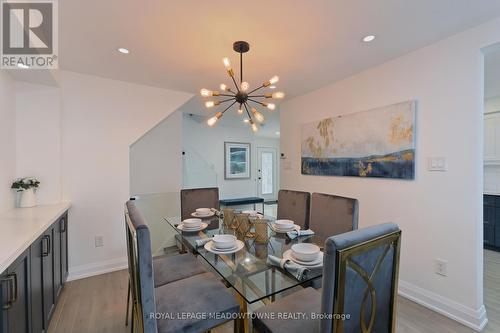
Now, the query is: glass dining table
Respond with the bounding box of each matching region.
[164,214,326,307]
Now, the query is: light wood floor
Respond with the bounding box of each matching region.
[48,250,500,333]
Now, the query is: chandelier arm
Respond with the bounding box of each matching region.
[247,84,265,95]
[247,98,266,106]
[243,102,253,121]
[218,93,236,97]
[221,100,238,114]
[219,98,236,104]
[248,94,267,98]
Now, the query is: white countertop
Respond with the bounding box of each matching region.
[0,202,71,274]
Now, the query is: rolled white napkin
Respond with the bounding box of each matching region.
[286,229,315,240]
[195,237,213,247]
[267,255,310,281]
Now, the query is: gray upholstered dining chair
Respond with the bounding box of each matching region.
[125,201,241,333]
[180,187,220,221]
[124,206,208,326]
[252,223,401,333]
[309,193,359,239]
[277,189,311,229]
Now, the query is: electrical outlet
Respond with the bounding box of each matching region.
[435,259,448,276]
[95,235,104,248]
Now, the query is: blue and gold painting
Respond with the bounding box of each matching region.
[301,101,416,179]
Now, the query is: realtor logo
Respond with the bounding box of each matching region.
[1,0,58,69]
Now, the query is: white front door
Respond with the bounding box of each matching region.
[257,147,278,201]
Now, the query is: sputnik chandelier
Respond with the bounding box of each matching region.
[201,41,284,132]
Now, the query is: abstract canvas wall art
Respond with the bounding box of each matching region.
[301,101,416,179]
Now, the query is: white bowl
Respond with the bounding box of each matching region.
[291,243,320,262]
[196,208,211,215]
[242,210,259,216]
[212,234,237,250]
[274,219,295,230]
[182,218,202,228]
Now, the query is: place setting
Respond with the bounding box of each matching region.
[267,243,324,281]
[191,207,216,218]
[203,234,245,254]
[269,219,301,234]
[176,218,208,232]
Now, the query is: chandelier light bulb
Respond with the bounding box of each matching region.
[223,57,231,70]
[264,102,276,111]
[207,112,223,126]
[251,108,265,123]
[220,83,228,91]
[272,92,285,99]
[237,108,244,114]
[200,89,211,97]
[251,121,259,132]
[269,75,279,85]
[205,101,220,108]
[241,81,249,92]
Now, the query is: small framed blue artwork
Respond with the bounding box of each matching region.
[224,142,251,179]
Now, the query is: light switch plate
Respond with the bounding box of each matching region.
[428,157,447,171]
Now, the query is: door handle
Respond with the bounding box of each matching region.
[60,218,66,232]
[1,273,17,309]
[42,235,50,257]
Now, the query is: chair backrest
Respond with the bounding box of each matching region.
[310,193,359,239]
[320,223,401,333]
[277,189,311,229]
[180,187,219,221]
[125,201,157,333]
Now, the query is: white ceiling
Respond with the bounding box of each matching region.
[59,0,500,99]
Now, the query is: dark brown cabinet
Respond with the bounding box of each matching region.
[1,210,68,333]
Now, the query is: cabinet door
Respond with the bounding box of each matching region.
[42,228,54,329]
[0,249,31,333]
[60,214,68,284]
[53,219,62,299]
[30,235,44,333]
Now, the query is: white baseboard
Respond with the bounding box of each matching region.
[67,256,128,281]
[399,280,488,331]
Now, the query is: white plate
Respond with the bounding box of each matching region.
[191,211,215,218]
[270,223,301,234]
[177,222,208,232]
[204,240,245,254]
[283,249,323,268]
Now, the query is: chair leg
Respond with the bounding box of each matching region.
[125,278,131,326]
[131,302,135,333]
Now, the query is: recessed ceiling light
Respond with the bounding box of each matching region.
[269,85,276,89]
[275,131,280,135]
[117,47,130,54]
[17,63,29,69]
[362,35,376,43]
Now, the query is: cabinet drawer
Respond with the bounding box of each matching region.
[496,196,500,207]
[484,206,495,224]
[485,223,495,245]
[485,195,496,207]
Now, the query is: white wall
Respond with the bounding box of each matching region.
[15,82,62,205]
[280,17,500,331]
[0,71,16,214]
[130,111,183,195]
[182,114,280,200]
[59,71,192,278]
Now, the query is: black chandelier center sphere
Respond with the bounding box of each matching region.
[233,41,250,53]
[235,91,248,104]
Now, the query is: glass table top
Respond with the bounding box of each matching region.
[165,215,325,304]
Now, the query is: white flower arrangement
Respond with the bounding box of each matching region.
[11,177,40,192]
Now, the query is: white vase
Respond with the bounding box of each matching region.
[19,188,37,208]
